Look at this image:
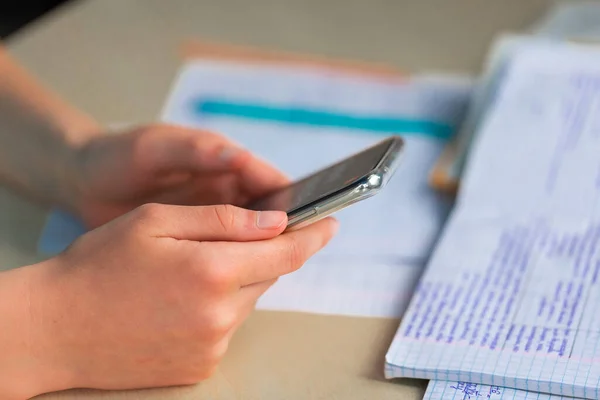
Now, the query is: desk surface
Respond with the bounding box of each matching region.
[0,0,552,398]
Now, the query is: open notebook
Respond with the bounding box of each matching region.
[385,42,600,398]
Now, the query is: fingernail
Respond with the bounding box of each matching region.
[218,146,243,163]
[256,211,287,229]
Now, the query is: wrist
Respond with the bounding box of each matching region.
[53,124,104,217]
[0,262,76,398]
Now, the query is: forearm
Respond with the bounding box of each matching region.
[0,46,101,211]
[0,264,72,399]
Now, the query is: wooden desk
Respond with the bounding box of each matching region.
[0,0,552,398]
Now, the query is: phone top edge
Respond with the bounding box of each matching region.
[244,135,404,214]
[371,135,404,188]
[286,136,404,222]
[287,182,377,229]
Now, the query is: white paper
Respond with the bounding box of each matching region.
[257,258,423,317]
[423,380,573,400]
[161,61,470,262]
[385,43,600,398]
[38,60,471,318]
[447,35,560,181]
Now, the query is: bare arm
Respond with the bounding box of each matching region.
[0,42,336,400]
[0,45,101,212]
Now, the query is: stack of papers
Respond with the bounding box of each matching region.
[385,41,600,398]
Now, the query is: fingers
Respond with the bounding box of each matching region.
[134,124,251,174]
[238,278,277,304]
[236,154,290,197]
[148,173,239,206]
[132,203,287,242]
[206,217,339,286]
[221,279,277,343]
[133,124,288,196]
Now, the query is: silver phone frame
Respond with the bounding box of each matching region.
[285,136,404,231]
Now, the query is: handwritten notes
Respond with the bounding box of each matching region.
[424,380,575,400]
[385,42,600,397]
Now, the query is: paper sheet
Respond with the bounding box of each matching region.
[430,35,567,193]
[160,60,471,262]
[385,42,600,397]
[161,60,471,317]
[257,258,423,317]
[38,60,471,318]
[424,380,573,400]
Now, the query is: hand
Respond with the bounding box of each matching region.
[20,203,337,397]
[71,124,288,228]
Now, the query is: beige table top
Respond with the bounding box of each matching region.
[0,0,553,398]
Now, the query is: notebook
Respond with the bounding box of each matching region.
[429,4,600,196]
[424,380,574,400]
[385,41,600,398]
[428,34,561,195]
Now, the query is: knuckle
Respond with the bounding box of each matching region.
[187,131,219,151]
[196,366,218,382]
[199,309,237,342]
[206,340,229,365]
[180,366,217,385]
[207,269,234,292]
[195,129,220,142]
[284,237,306,273]
[210,204,238,232]
[189,244,236,291]
[199,260,236,291]
[133,203,165,223]
[186,136,205,154]
[130,127,154,155]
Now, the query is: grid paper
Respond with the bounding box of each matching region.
[385,42,600,398]
[424,380,576,400]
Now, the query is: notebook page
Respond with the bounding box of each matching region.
[424,380,573,400]
[444,35,559,185]
[385,43,600,398]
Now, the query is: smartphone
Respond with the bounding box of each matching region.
[244,135,404,230]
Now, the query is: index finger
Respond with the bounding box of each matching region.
[236,153,290,197]
[211,217,339,287]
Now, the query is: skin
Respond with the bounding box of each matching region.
[0,46,338,399]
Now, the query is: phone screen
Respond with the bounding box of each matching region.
[245,138,394,214]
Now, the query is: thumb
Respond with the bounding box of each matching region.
[133,203,288,242]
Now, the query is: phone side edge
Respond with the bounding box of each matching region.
[286,135,405,231]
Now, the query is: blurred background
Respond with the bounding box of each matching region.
[0,0,71,38]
